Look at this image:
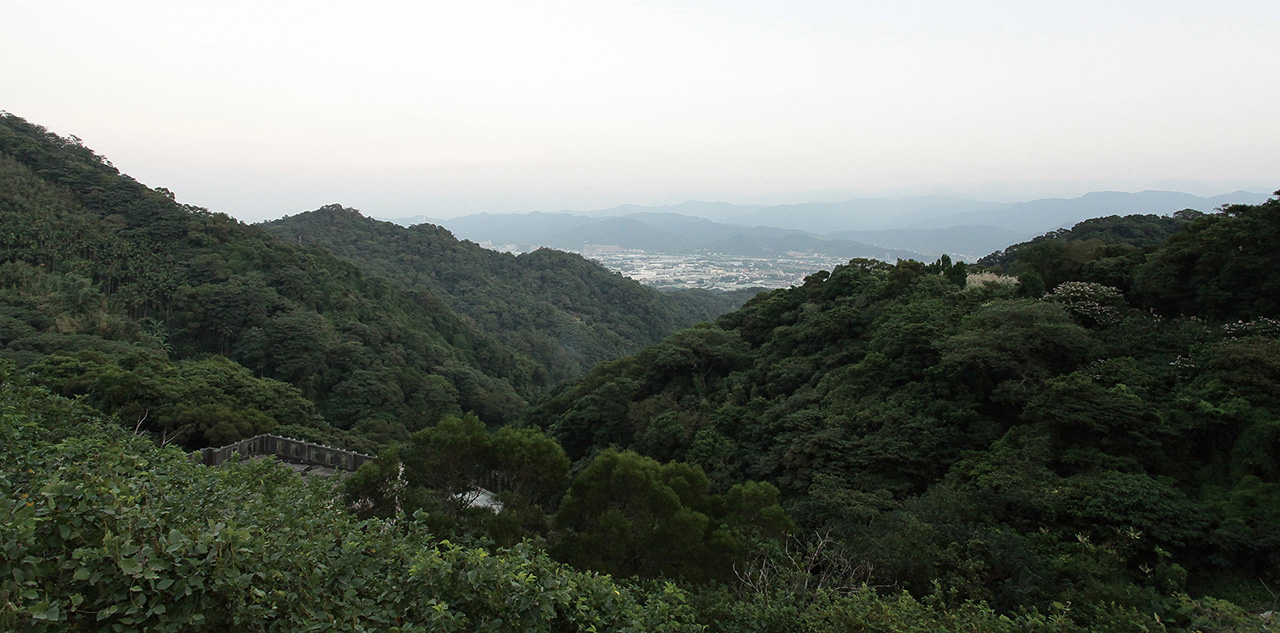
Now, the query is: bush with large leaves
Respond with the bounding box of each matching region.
[0,372,700,631]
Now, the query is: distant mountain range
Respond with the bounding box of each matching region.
[378,189,1272,262]
[582,197,1003,232]
[916,190,1268,234]
[575,190,1268,233]
[407,211,923,261]
[827,226,1032,261]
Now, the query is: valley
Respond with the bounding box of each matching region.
[580,248,851,290]
[2,112,1278,632]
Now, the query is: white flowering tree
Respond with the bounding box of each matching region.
[1044,281,1127,328]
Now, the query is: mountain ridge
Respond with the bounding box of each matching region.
[381,189,1269,262]
[262,206,754,384]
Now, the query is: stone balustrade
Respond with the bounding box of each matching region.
[194,434,373,472]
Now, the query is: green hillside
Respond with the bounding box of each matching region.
[0,367,708,631]
[0,113,533,445]
[978,212,1200,291]
[262,207,750,384]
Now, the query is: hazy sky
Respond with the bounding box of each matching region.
[4,0,1276,221]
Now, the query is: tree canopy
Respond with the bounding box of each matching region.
[533,199,1280,626]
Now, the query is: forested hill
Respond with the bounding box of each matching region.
[977,211,1201,284]
[0,113,539,447]
[979,205,1280,320]
[531,197,1280,624]
[262,207,753,383]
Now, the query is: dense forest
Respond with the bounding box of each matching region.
[532,196,1280,628]
[3,112,1278,630]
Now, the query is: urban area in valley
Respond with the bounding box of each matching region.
[481,242,856,290]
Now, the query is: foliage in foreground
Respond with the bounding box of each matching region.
[0,370,701,632]
[4,370,1262,631]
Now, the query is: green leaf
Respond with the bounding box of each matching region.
[31,601,59,620]
[97,604,118,621]
[118,557,139,574]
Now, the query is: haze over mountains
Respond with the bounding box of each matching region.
[382,190,1269,261]
[420,212,923,261]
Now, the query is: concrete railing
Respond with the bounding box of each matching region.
[194,434,374,472]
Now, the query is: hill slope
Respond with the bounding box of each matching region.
[263,207,747,383]
[0,113,533,444]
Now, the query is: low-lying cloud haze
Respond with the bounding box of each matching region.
[4,0,1276,221]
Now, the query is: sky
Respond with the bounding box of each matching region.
[3,0,1277,222]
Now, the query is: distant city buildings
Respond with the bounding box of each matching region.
[577,250,849,291]
[478,240,521,253]
[472,241,860,290]
[581,244,621,255]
